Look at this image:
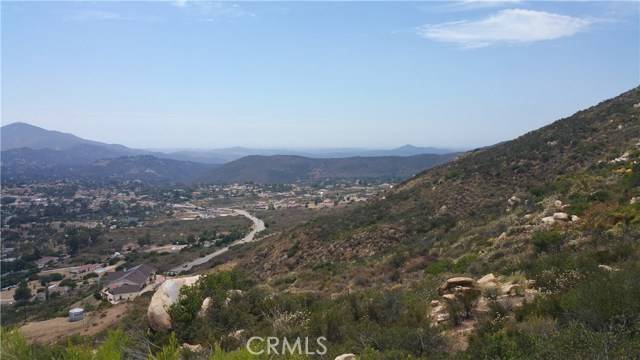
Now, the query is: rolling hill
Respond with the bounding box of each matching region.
[1,154,216,184]
[0,122,457,183]
[200,153,457,184]
[1,123,455,169]
[163,145,454,163]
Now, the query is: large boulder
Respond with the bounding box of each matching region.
[198,297,212,318]
[335,354,356,360]
[553,212,570,221]
[598,264,619,272]
[182,343,204,353]
[500,283,522,297]
[442,293,457,302]
[477,273,497,287]
[148,275,201,331]
[438,277,476,294]
[224,289,244,305]
[507,196,521,206]
[429,299,450,324]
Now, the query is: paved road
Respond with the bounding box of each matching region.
[170,208,265,274]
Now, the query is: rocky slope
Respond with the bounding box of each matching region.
[234,87,640,290]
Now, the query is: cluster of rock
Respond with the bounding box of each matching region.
[147,275,244,333]
[148,275,202,332]
[541,212,579,225]
[610,151,631,164]
[429,274,537,326]
[540,200,579,225]
[507,195,521,207]
[506,196,580,226]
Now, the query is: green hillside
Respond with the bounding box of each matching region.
[3,88,639,359]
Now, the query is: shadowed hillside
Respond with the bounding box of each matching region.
[201,153,456,184]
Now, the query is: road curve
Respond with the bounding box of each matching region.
[171,208,265,274]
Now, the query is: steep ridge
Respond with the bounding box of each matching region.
[1,122,137,154]
[239,87,640,285]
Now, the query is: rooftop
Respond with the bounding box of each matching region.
[104,264,156,287]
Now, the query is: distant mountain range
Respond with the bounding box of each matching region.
[1,123,151,165]
[162,144,454,164]
[201,154,456,184]
[1,152,214,184]
[0,122,457,184]
[1,122,454,163]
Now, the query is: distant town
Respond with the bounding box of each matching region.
[0,179,392,326]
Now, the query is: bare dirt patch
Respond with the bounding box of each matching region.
[19,303,130,344]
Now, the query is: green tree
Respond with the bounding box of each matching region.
[13,281,32,302]
[186,234,197,245]
[95,329,128,360]
[147,332,181,360]
[138,232,152,247]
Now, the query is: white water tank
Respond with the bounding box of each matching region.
[68,307,84,322]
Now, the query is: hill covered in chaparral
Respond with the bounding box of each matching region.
[241,87,640,280]
[200,153,457,184]
[194,87,640,357]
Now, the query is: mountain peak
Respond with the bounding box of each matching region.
[395,144,418,150]
[2,121,41,129]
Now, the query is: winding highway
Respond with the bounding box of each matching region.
[171,208,265,274]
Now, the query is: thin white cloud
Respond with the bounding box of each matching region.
[418,9,593,48]
[66,10,129,22]
[433,0,524,13]
[173,1,255,19]
[65,10,161,23]
[199,3,255,19]
[460,0,523,5]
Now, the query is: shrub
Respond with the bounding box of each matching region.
[13,281,31,302]
[531,231,564,254]
[0,328,33,359]
[425,259,450,275]
[287,241,300,258]
[147,332,180,360]
[452,254,478,273]
[59,278,77,289]
[83,272,98,280]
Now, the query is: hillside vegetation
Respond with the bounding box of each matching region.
[243,87,640,283]
[3,88,639,359]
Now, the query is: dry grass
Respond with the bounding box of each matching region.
[19,303,129,344]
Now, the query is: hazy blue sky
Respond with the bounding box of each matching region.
[2,1,638,149]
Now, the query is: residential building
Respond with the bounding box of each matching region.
[101,264,157,304]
